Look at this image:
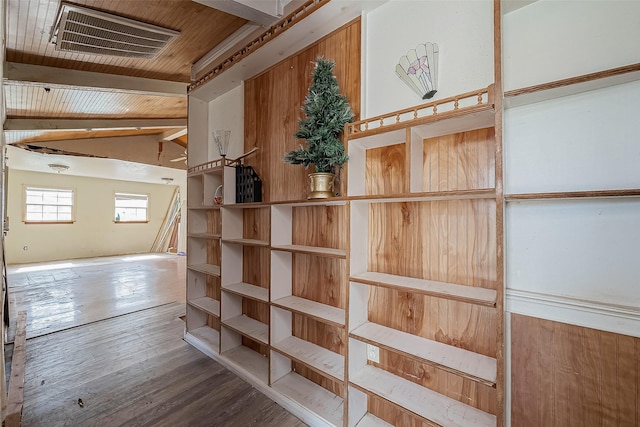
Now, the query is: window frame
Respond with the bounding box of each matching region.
[114,192,149,223]
[23,186,76,224]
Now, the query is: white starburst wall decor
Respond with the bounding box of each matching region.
[396,42,439,100]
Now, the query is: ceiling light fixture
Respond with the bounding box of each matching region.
[161,177,174,184]
[48,163,70,173]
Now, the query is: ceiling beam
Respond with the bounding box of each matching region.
[4,118,187,131]
[4,62,188,97]
[161,128,188,141]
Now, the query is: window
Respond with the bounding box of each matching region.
[115,193,148,222]
[25,187,74,223]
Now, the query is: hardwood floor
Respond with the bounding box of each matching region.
[7,255,305,426]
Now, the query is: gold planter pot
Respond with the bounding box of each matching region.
[308,173,335,199]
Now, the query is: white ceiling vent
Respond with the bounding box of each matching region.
[50,3,179,59]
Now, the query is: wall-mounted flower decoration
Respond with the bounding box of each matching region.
[396,42,439,99]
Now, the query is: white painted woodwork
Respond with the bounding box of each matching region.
[506,199,640,310]
[272,296,345,328]
[350,272,497,307]
[350,365,496,427]
[222,205,245,240]
[194,0,292,26]
[271,244,346,259]
[4,62,188,96]
[4,118,186,131]
[272,335,344,382]
[348,386,368,427]
[203,171,225,207]
[185,326,220,358]
[188,233,222,239]
[221,345,269,384]
[223,314,269,345]
[223,282,269,302]
[503,0,640,91]
[187,175,206,207]
[270,205,293,246]
[355,413,393,427]
[271,372,344,427]
[350,322,496,385]
[221,242,243,286]
[349,202,369,275]
[188,97,209,167]
[506,289,640,340]
[270,250,293,301]
[504,80,640,194]
[409,128,424,193]
[348,282,369,332]
[188,296,221,317]
[190,0,387,102]
[221,289,243,321]
[222,238,269,247]
[186,263,221,277]
[270,306,293,350]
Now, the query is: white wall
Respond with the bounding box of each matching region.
[364,0,494,117]
[6,169,179,264]
[503,0,640,91]
[208,83,245,159]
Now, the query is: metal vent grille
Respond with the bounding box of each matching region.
[50,3,179,59]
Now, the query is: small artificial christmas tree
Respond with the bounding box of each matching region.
[284,57,354,174]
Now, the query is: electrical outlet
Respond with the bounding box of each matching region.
[366,344,380,363]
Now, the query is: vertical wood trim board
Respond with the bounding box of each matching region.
[510,313,640,426]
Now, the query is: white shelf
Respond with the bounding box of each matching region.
[355,413,393,427]
[188,297,221,317]
[272,371,344,427]
[350,365,496,427]
[187,263,221,277]
[222,238,270,247]
[221,345,269,384]
[187,205,222,210]
[271,244,346,258]
[223,315,269,345]
[350,271,497,307]
[272,200,347,207]
[223,282,269,302]
[188,233,221,239]
[272,335,344,382]
[350,322,496,386]
[185,326,219,357]
[272,296,345,328]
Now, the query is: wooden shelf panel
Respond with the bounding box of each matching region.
[223,202,269,209]
[186,205,222,210]
[272,296,345,328]
[222,238,270,247]
[222,282,269,302]
[355,413,393,427]
[187,263,221,277]
[350,322,496,386]
[271,244,346,258]
[505,188,640,201]
[223,315,269,345]
[350,365,496,427]
[271,371,344,427]
[186,326,219,354]
[271,199,348,207]
[272,336,344,382]
[188,233,221,239]
[222,345,269,384]
[350,271,497,307]
[188,297,221,317]
[350,189,496,203]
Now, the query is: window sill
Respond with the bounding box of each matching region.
[114,221,149,224]
[24,221,75,224]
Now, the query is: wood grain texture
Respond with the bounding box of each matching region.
[244,19,361,202]
[243,208,270,242]
[367,287,497,358]
[423,127,495,192]
[292,254,346,309]
[292,205,347,250]
[206,238,221,267]
[368,200,497,289]
[511,314,640,426]
[292,363,344,397]
[366,143,407,196]
[6,311,28,427]
[242,246,270,289]
[206,275,221,302]
[367,394,438,427]
[20,303,303,427]
[207,209,222,235]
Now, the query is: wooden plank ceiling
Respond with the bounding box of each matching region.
[3,0,249,169]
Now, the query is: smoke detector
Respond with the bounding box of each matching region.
[50,3,179,59]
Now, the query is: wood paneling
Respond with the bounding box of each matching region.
[244,19,361,202]
[366,143,407,196]
[206,275,221,302]
[242,246,270,289]
[243,209,270,242]
[292,205,347,250]
[293,315,345,355]
[292,254,346,309]
[242,298,270,356]
[207,239,221,267]
[367,288,497,358]
[423,127,495,192]
[368,200,497,289]
[368,394,437,427]
[207,210,222,235]
[5,0,247,83]
[511,314,640,426]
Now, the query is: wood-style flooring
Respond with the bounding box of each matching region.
[6,255,305,427]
